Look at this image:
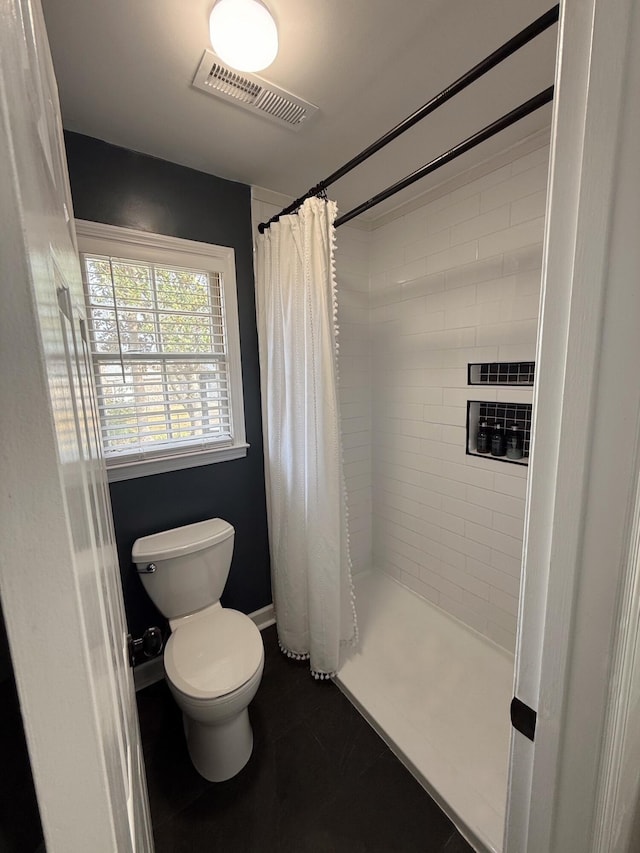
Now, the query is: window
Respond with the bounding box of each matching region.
[76,221,247,481]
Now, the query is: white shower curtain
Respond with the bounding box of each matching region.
[255,196,357,679]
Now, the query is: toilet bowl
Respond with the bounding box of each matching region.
[132,518,264,782]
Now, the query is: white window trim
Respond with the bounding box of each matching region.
[75,220,248,482]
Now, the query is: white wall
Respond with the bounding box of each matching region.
[368,137,549,652]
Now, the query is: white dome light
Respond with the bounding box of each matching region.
[209,0,278,73]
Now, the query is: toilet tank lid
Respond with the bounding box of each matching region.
[132,518,234,563]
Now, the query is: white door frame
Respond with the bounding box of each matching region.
[0,0,153,849]
[506,0,640,849]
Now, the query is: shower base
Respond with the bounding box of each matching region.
[337,571,513,853]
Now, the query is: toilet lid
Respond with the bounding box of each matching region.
[164,609,263,700]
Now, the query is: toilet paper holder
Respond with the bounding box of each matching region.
[127,626,163,668]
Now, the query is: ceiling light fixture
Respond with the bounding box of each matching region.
[209,0,278,73]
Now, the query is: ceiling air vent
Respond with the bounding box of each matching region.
[192,50,318,131]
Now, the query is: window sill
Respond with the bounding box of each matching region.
[106,443,250,483]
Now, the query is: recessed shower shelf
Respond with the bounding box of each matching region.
[468,361,535,386]
[466,400,532,467]
[467,449,529,467]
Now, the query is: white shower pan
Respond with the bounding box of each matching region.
[337,571,513,853]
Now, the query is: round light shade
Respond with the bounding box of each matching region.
[209,0,278,73]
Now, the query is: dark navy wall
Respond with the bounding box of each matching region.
[64,131,271,638]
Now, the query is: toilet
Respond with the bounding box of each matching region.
[132,518,264,782]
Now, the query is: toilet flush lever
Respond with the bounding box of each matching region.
[136,562,157,574]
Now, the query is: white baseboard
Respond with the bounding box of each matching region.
[134,655,164,692]
[249,603,276,630]
[134,602,276,692]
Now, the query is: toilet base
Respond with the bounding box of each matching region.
[184,707,254,782]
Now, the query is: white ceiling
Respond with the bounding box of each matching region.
[41,0,558,222]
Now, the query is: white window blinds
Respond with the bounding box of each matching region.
[81,253,234,464]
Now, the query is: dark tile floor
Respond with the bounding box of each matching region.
[0,652,44,853]
[137,625,475,853]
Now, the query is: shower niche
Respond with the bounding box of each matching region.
[466,361,534,466]
[466,400,532,466]
[468,360,535,386]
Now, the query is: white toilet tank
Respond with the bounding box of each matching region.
[132,518,235,620]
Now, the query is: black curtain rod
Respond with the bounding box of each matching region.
[257,4,559,234]
[335,86,553,227]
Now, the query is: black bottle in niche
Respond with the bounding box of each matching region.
[476,420,491,454]
[491,422,507,457]
[506,423,524,459]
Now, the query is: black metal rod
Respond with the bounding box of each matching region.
[335,86,553,227]
[257,5,559,233]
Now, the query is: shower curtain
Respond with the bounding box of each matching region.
[255,196,357,679]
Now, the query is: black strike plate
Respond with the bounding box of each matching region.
[510,697,537,742]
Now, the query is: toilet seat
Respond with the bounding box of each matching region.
[165,608,263,701]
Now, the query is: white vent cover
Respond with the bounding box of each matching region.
[192,50,318,131]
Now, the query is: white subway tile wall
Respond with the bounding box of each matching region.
[369,142,549,653]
